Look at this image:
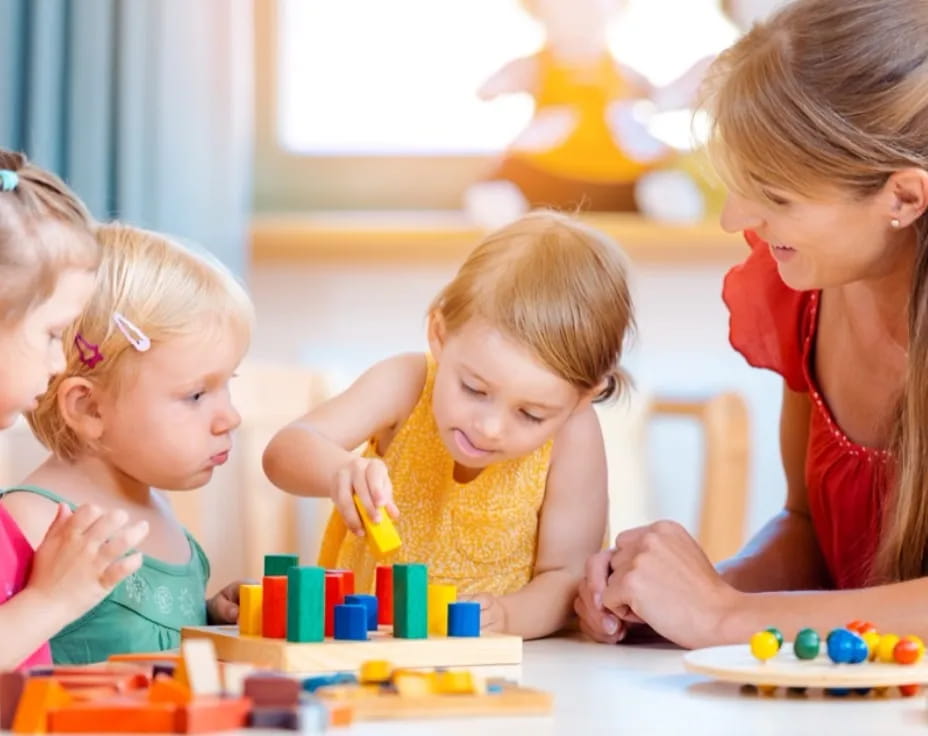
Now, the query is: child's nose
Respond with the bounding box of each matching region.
[476,411,503,441]
[213,401,241,434]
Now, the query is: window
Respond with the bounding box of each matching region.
[258,0,739,209]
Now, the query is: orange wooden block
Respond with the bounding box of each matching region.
[328,699,354,727]
[148,675,192,705]
[55,672,150,694]
[12,678,72,733]
[175,695,252,733]
[47,697,177,733]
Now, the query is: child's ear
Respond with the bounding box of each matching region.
[57,377,105,442]
[427,310,448,360]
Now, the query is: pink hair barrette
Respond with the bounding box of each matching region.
[74,334,103,368]
[113,312,150,352]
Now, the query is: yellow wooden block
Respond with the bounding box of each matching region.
[393,671,435,698]
[353,496,402,556]
[435,670,474,695]
[359,660,393,684]
[239,584,263,636]
[427,583,457,636]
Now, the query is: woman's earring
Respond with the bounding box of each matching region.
[891,218,902,229]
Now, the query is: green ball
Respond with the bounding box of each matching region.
[765,627,784,650]
[794,628,821,660]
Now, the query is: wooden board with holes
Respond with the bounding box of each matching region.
[316,680,552,720]
[684,644,928,688]
[181,625,522,673]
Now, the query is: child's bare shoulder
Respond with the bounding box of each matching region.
[361,352,429,424]
[0,491,59,548]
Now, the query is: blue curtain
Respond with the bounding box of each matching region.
[0,0,253,275]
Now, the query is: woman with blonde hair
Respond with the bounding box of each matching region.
[577,0,928,647]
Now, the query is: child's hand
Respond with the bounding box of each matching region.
[207,580,250,624]
[574,548,627,644]
[28,503,148,618]
[331,457,399,536]
[462,593,509,634]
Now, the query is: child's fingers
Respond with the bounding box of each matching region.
[334,466,364,535]
[97,520,149,563]
[209,592,240,624]
[61,503,105,536]
[99,551,144,590]
[82,508,131,549]
[363,461,392,522]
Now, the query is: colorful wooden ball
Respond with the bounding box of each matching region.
[861,630,881,661]
[793,628,820,660]
[893,637,924,665]
[899,684,921,697]
[750,631,780,661]
[845,619,876,635]
[848,634,869,664]
[765,627,784,650]
[827,628,867,664]
[877,633,901,663]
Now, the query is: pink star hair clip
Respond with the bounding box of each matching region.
[74,334,103,368]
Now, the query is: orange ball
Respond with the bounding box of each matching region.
[893,637,924,665]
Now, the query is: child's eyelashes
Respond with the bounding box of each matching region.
[187,390,206,402]
[520,410,544,424]
[461,381,486,397]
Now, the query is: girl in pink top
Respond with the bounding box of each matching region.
[0,149,148,669]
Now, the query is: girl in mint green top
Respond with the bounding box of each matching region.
[0,486,211,664]
[0,223,255,664]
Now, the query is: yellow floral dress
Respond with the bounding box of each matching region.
[318,355,552,597]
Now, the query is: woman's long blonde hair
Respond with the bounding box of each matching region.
[431,211,634,402]
[702,0,928,582]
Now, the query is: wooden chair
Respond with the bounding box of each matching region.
[597,390,751,563]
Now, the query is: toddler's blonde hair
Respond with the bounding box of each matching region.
[431,211,633,401]
[29,222,254,459]
[0,149,98,323]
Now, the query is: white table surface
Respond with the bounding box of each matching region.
[252,634,926,736]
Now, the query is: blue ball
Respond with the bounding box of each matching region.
[848,633,869,664]
[827,628,856,664]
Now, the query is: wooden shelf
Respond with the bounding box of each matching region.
[250,211,746,266]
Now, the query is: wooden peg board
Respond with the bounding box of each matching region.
[181,625,522,673]
[684,644,928,688]
[316,679,552,720]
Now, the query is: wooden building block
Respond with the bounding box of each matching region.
[448,601,481,637]
[359,660,392,684]
[328,568,355,596]
[148,675,191,705]
[334,604,368,641]
[353,496,402,557]
[427,584,457,636]
[219,662,255,697]
[180,639,221,697]
[12,678,71,733]
[324,573,347,638]
[264,553,299,576]
[287,566,325,643]
[176,695,251,733]
[107,652,181,667]
[0,671,26,730]
[262,575,288,639]
[393,563,428,639]
[375,565,393,625]
[345,594,379,631]
[238,583,263,636]
[47,698,177,733]
[243,672,301,708]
